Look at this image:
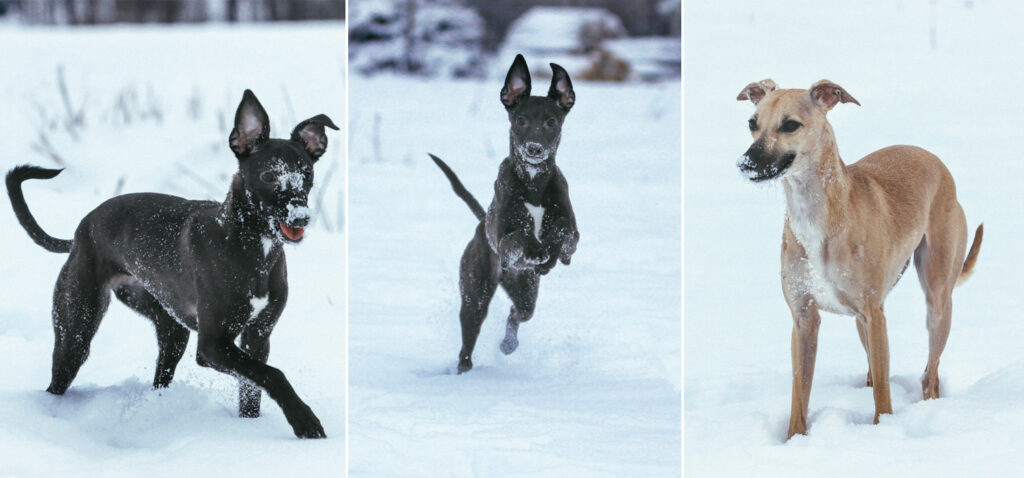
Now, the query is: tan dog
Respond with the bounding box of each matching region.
[736,79,983,439]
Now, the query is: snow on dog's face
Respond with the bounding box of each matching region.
[500,54,575,169]
[736,79,859,182]
[228,90,338,243]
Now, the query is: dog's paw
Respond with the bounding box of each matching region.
[457,359,473,374]
[559,234,578,265]
[524,251,550,265]
[500,336,519,355]
[285,402,326,439]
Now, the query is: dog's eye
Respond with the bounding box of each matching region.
[259,171,276,184]
[545,118,557,128]
[780,120,802,133]
[748,118,758,132]
[515,116,527,127]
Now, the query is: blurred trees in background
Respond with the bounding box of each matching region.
[4,0,345,24]
[469,0,679,50]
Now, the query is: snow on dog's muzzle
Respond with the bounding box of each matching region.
[280,203,311,241]
[738,140,796,182]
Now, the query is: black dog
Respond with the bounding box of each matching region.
[430,54,579,374]
[6,90,337,438]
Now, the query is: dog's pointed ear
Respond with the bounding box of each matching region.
[229,90,270,158]
[547,63,575,111]
[809,80,860,110]
[501,54,532,109]
[736,79,777,105]
[290,114,339,161]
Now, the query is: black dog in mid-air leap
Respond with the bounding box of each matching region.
[430,54,580,374]
[6,90,337,438]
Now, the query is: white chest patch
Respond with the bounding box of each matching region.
[525,203,545,240]
[262,236,274,258]
[250,294,269,320]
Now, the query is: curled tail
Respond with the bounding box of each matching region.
[6,165,72,253]
[428,153,485,221]
[956,223,983,287]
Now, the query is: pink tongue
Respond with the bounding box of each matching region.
[279,222,304,241]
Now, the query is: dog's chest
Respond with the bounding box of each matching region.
[524,202,545,240]
[785,215,854,315]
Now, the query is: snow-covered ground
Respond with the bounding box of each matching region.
[0,23,346,476]
[686,1,1024,476]
[347,74,681,475]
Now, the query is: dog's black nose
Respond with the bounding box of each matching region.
[526,143,543,156]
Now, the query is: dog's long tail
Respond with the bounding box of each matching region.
[6,165,72,253]
[428,153,486,221]
[956,223,983,287]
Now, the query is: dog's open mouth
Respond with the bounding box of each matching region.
[279,222,305,242]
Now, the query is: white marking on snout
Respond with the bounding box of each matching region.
[250,294,269,320]
[525,203,545,240]
[286,203,311,223]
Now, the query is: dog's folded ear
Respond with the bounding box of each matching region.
[548,63,575,111]
[736,79,777,105]
[809,80,860,110]
[501,54,532,109]
[229,90,271,158]
[291,114,340,160]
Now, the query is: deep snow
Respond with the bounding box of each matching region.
[0,23,346,476]
[686,1,1024,476]
[347,74,681,476]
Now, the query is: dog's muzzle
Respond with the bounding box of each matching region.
[738,141,796,182]
[279,204,311,242]
[520,142,548,164]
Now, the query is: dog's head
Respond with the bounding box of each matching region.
[736,79,859,182]
[500,54,575,168]
[228,90,338,243]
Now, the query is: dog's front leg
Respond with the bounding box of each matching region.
[863,306,893,422]
[238,262,288,418]
[197,331,324,438]
[787,296,821,439]
[498,230,549,270]
[548,170,579,266]
[537,216,578,274]
[238,326,271,418]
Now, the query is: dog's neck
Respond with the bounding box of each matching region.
[782,126,851,250]
[509,153,555,204]
[220,174,276,247]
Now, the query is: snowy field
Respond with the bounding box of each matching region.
[347,74,681,475]
[0,23,346,476]
[686,1,1024,476]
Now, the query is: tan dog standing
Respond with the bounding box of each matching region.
[736,79,983,439]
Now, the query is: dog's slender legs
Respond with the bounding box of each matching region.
[113,284,190,388]
[914,231,961,400]
[48,257,110,395]
[786,297,821,439]
[197,334,324,438]
[499,270,539,355]
[457,226,498,373]
[865,306,893,423]
[855,319,872,387]
[239,327,271,417]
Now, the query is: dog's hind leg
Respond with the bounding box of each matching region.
[48,253,111,395]
[457,225,498,374]
[499,270,539,355]
[914,227,963,400]
[113,284,190,388]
